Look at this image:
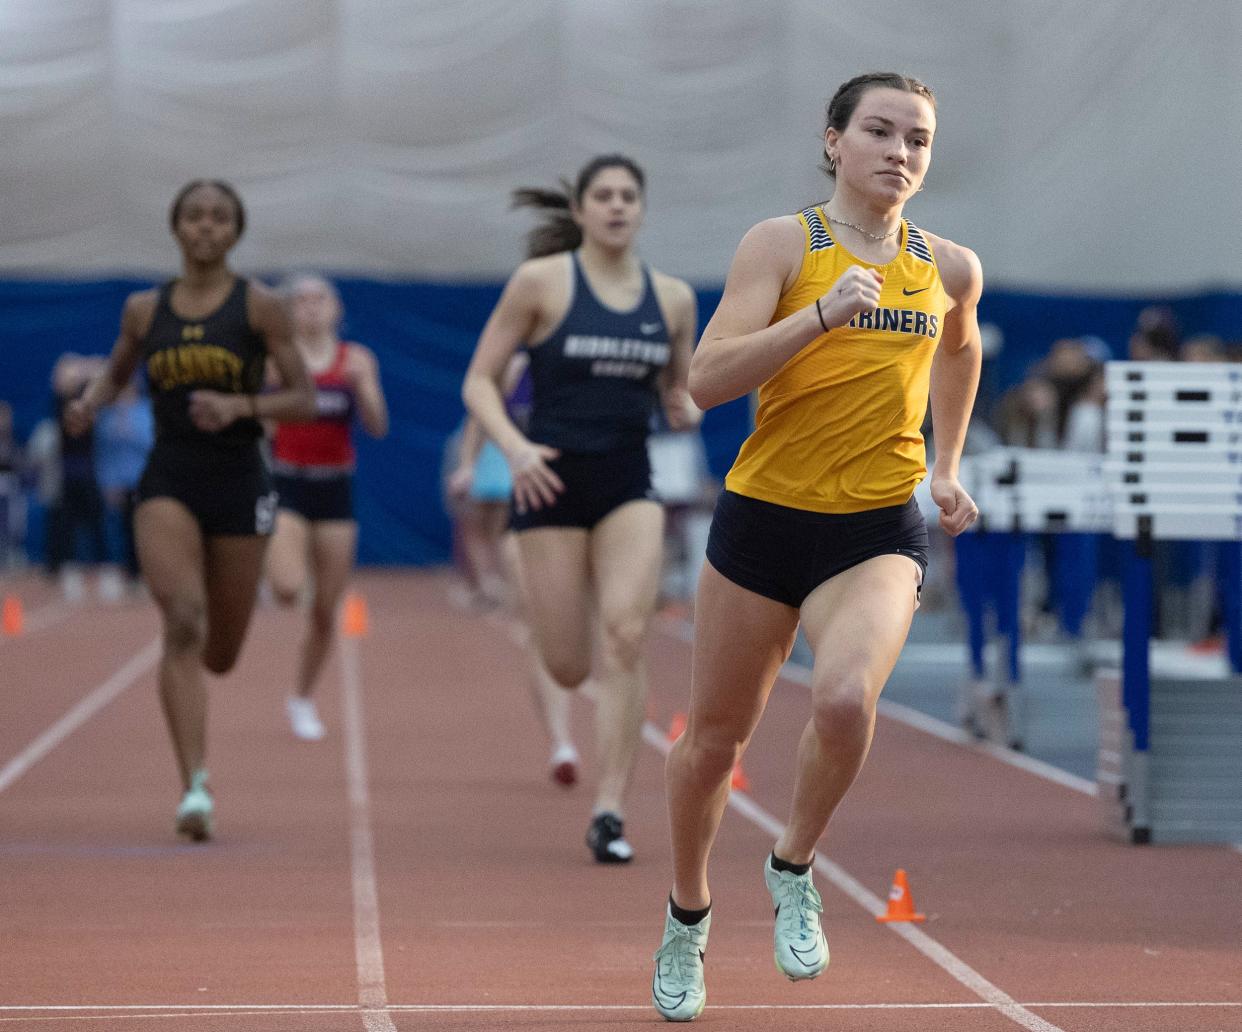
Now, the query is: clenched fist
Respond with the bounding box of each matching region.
[815,266,884,332]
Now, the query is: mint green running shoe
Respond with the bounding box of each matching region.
[764,854,829,980]
[175,769,213,842]
[652,906,710,1022]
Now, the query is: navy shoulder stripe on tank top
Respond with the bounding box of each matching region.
[525,252,671,453]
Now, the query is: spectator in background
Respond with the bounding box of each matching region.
[0,403,18,474]
[25,409,61,562]
[444,355,529,611]
[1129,305,1180,361]
[1038,337,1100,443]
[993,374,1058,448]
[1062,337,1111,454]
[0,402,23,569]
[47,353,108,600]
[1182,333,1225,363]
[95,379,155,599]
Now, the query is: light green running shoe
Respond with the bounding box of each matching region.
[764,854,829,980]
[652,905,710,1022]
[175,769,213,843]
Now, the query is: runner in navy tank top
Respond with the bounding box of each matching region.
[66,181,315,844]
[266,274,388,744]
[463,155,700,864]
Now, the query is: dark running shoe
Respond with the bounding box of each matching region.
[587,811,634,863]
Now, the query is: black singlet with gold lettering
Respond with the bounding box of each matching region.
[144,278,266,449]
[137,278,277,536]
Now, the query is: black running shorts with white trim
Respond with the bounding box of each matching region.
[138,441,277,537]
[705,490,928,608]
[510,445,657,532]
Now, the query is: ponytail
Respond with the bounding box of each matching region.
[511,182,580,258]
[511,154,646,259]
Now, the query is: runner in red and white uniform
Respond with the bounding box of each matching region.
[267,274,388,741]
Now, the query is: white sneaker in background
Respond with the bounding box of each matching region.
[59,566,85,603]
[96,566,125,603]
[286,696,326,741]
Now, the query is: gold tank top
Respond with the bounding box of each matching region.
[724,206,947,513]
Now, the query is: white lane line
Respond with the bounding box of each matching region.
[655,615,1098,797]
[0,639,159,794]
[641,723,1066,1032]
[339,636,397,1032]
[3,1000,1237,1016]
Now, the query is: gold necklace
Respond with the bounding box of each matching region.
[824,210,901,242]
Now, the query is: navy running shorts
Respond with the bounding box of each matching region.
[138,441,277,537]
[705,490,928,608]
[510,445,657,532]
[273,466,354,522]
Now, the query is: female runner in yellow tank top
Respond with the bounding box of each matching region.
[652,72,982,1022]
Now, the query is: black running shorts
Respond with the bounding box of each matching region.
[706,490,928,608]
[510,445,658,532]
[138,441,277,537]
[273,467,354,522]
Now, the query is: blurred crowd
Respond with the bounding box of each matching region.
[0,354,153,600]
[989,305,1234,457]
[956,305,1238,647]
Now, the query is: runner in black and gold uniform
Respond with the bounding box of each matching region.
[652,74,983,1021]
[68,180,314,842]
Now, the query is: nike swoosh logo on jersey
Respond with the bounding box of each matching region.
[640,321,662,334]
[901,286,929,296]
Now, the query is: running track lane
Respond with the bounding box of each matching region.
[0,571,1239,1030]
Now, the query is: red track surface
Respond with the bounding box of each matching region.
[1,570,1240,1031]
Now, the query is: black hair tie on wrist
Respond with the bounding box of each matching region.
[815,297,830,333]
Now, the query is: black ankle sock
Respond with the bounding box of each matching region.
[669,895,711,926]
[770,851,812,877]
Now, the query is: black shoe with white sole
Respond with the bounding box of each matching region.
[586,811,634,863]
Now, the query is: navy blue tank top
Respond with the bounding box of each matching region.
[525,253,671,453]
[143,278,266,451]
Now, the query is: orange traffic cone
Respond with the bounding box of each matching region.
[666,712,687,743]
[876,869,926,923]
[341,592,369,638]
[2,595,23,636]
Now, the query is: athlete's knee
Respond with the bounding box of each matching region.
[162,597,206,657]
[270,578,302,608]
[674,724,741,783]
[202,636,243,675]
[545,653,591,690]
[598,610,647,670]
[810,678,872,742]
